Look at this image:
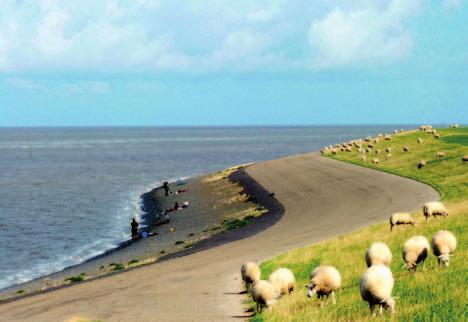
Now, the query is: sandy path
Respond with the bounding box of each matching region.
[0,153,438,322]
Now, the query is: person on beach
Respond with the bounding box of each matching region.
[174,201,179,210]
[163,181,170,196]
[131,218,139,240]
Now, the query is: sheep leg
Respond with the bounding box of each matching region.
[379,305,383,315]
[369,304,375,317]
[256,302,260,313]
[331,291,336,305]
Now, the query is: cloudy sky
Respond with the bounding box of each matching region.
[0,0,467,126]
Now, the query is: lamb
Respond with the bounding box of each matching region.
[417,138,423,144]
[305,266,341,306]
[418,160,426,169]
[403,235,430,272]
[241,262,261,290]
[386,147,392,153]
[431,230,457,267]
[360,265,396,316]
[389,212,415,231]
[250,280,276,312]
[365,242,392,267]
[403,146,409,152]
[372,158,380,164]
[423,201,448,221]
[436,152,446,158]
[268,268,295,297]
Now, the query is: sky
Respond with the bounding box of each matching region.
[0,0,467,126]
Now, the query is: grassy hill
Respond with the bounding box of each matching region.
[250,127,467,321]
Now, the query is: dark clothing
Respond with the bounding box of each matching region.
[131,219,139,240]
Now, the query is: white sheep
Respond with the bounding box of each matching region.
[360,265,396,316]
[305,266,341,306]
[387,153,392,158]
[403,146,410,152]
[418,160,426,169]
[436,152,446,158]
[360,155,367,162]
[431,230,457,267]
[389,212,415,231]
[386,147,392,153]
[365,242,392,267]
[423,202,448,221]
[372,158,380,164]
[403,235,430,272]
[250,280,276,312]
[268,268,295,297]
[241,261,261,290]
[417,138,423,144]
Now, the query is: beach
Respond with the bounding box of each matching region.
[0,151,438,321]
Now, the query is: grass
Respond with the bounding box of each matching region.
[222,215,255,230]
[109,263,125,271]
[251,127,467,321]
[65,273,86,283]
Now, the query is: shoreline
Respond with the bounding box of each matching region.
[0,164,281,302]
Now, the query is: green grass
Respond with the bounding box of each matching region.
[109,263,125,271]
[222,215,255,230]
[251,127,467,321]
[128,259,139,265]
[65,273,86,283]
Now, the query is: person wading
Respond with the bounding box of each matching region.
[131,218,139,240]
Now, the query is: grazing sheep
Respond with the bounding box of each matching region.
[434,134,440,139]
[463,155,468,162]
[386,147,392,153]
[387,153,392,158]
[365,136,372,142]
[403,146,409,152]
[373,138,379,144]
[305,266,341,306]
[420,125,433,132]
[366,148,370,153]
[268,268,295,297]
[436,152,446,158]
[368,143,374,148]
[403,236,430,272]
[417,138,423,144]
[372,158,380,164]
[390,212,415,231]
[365,242,392,267]
[346,146,352,152]
[432,230,457,267]
[332,149,338,155]
[418,160,426,169]
[251,280,276,312]
[423,201,448,221]
[384,135,391,140]
[375,149,380,154]
[360,265,396,316]
[241,262,261,290]
[360,155,367,162]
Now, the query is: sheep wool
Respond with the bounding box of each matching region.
[389,212,415,231]
[268,268,295,297]
[251,280,276,313]
[360,265,396,316]
[431,230,457,267]
[423,202,448,221]
[403,235,430,271]
[241,262,261,290]
[306,266,341,306]
[365,242,392,267]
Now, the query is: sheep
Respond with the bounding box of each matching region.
[241,262,261,291]
[418,160,426,169]
[360,155,367,162]
[251,280,276,312]
[332,149,338,155]
[389,212,415,231]
[305,266,341,306]
[423,201,448,221]
[403,235,430,272]
[372,158,380,164]
[365,242,392,267]
[403,146,409,152]
[268,268,295,297]
[373,138,379,144]
[431,230,457,267]
[417,138,423,144]
[420,125,433,132]
[436,152,446,158]
[434,134,440,139]
[365,136,372,142]
[387,153,392,158]
[400,129,404,132]
[368,143,374,148]
[366,148,370,153]
[375,149,380,154]
[386,147,392,153]
[463,155,468,162]
[360,265,396,316]
[394,129,398,134]
[384,135,391,140]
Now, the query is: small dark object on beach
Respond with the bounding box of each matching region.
[99,265,104,269]
[128,259,139,265]
[163,181,170,196]
[160,250,165,254]
[269,192,275,197]
[131,218,139,240]
[175,240,184,245]
[16,289,25,294]
[188,233,194,237]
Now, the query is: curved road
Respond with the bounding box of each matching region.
[0,153,438,322]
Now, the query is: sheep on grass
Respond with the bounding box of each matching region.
[251,280,276,313]
[403,235,430,272]
[423,202,448,221]
[241,262,261,291]
[268,268,295,297]
[365,242,392,267]
[389,212,415,231]
[418,160,426,169]
[305,266,341,307]
[431,230,457,267]
[360,265,396,316]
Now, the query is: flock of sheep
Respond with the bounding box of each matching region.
[242,200,457,316]
[241,124,463,317]
[320,125,468,165]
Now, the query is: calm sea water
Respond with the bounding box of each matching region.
[0,126,409,289]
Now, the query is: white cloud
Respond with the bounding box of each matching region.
[308,0,420,68]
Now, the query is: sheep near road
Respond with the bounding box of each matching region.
[306,266,341,306]
[360,265,396,316]
[250,280,276,312]
[418,160,426,169]
[431,230,457,267]
[403,235,430,272]
[268,268,296,297]
[241,262,261,290]
[389,212,415,231]
[423,202,448,221]
[365,242,392,267]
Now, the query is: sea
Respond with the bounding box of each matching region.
[0,126,410,289]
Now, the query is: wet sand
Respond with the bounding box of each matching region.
[0,152,438,321]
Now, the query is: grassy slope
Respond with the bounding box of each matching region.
[251,127,467,321]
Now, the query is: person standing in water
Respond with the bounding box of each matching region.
[131,218,139,240]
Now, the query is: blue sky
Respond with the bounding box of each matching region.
[0,0,467,126]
